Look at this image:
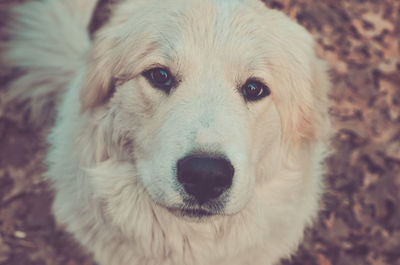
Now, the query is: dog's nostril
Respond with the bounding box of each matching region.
[177,155,234,204]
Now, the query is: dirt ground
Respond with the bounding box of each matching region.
[0,0,399,264]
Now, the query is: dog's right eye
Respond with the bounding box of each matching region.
[142,67,176,93]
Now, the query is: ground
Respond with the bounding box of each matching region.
[0,0,399,264]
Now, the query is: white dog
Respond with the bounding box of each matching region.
[2,0,331,264]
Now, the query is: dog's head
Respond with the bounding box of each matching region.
[80,0,330,221]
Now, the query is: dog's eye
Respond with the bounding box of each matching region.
[143,67,175,93]
[241,79,271,101]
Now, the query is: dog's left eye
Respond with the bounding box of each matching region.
[142,67,176,93]
[241,79,271,101]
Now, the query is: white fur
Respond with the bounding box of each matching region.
[2,0,331,264]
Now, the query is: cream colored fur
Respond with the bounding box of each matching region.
[2,0,331,264]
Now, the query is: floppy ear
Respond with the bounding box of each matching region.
[278,57,331,146]
[308,58,332,142]
[80,9,158,111]
[80,36,118,111]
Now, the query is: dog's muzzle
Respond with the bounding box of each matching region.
[177,155,234,205]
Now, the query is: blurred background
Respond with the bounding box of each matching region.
[0,0,399,264]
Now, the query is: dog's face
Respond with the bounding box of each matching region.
[81,0,329,220]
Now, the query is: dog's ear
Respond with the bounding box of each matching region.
[277,57,331,146]
[80,19,155,111]
[308,58,332,142]
[80,37,117,111]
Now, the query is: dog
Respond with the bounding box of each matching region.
[2,0,331,264]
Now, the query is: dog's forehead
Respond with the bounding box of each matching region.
[112,1,286,58]
[153,1,308,69]
[149,0,275,63]
[102,0,314,84]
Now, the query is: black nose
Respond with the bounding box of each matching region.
[177,156,234,204]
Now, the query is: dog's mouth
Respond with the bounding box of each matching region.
[167,207,216,219]
[180,208,214,218]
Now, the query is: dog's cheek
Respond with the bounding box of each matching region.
[86,161,154,232]
[111,80,162,131]
[249,104,283,182]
